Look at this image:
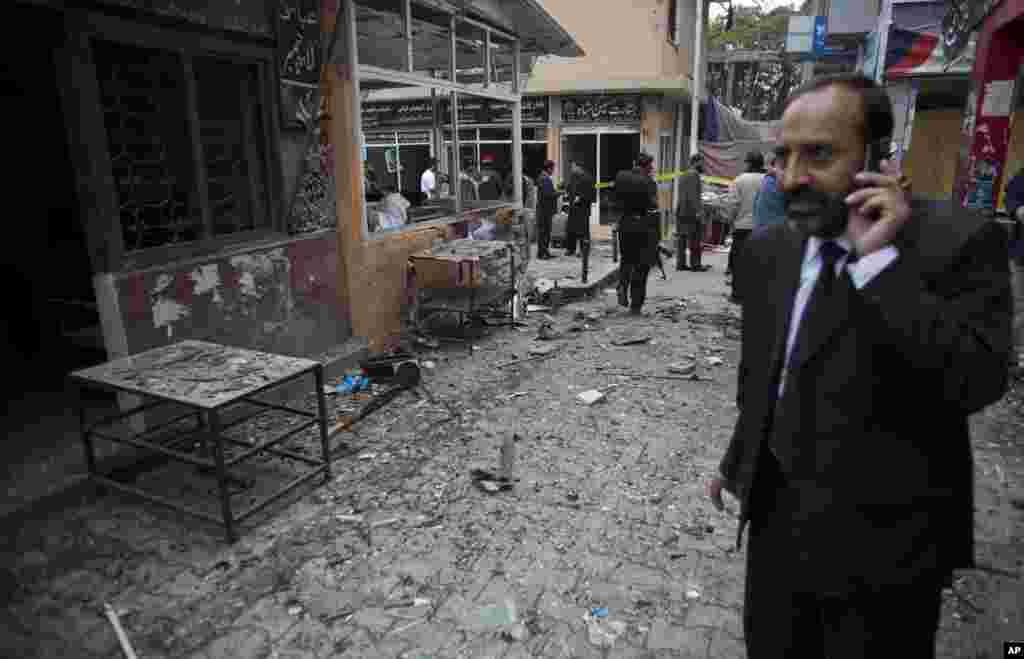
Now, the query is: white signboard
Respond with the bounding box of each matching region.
[981,79,1015,118]
[786,16,815,54]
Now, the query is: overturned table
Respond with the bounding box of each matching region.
[68,340,331,542]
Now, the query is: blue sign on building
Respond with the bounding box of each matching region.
[813,16,828,54]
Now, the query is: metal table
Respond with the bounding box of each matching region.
[68,340,331,543]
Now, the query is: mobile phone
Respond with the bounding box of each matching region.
[864,140,883,173]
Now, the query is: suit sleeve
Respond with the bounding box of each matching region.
[677,174,697,219]
[539,177,557,202]
[646,179,659,213]
[582,176,596,204]
[857,221,1012,414]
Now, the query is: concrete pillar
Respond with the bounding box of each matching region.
[725,61,736,108]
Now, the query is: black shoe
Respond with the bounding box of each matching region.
[629,307,644,315]
[565,251,575,257]
[617,287,629,307]
[675,265,687,272]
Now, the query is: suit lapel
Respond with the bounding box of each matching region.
[767,228,807,383]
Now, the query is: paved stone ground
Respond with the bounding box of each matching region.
[2,250,1022,658]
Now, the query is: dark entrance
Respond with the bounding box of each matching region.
[1,3,116,516]
[599,132,641,226]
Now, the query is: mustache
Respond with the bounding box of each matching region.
[782,187,835,210]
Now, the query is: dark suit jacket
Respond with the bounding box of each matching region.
[719,199,1012,594]
[536,172,558,221]
[676,170,703,226]
[567,171,596,235]
[614,168,660,265]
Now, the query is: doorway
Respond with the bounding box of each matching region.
[2,3,115,516]
[561,129,640,225]
[599,132,642,226]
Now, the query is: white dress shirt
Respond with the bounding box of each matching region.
[420,169,436,196]
[776,237,900,397]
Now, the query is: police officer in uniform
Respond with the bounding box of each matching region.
[614,152,660,314]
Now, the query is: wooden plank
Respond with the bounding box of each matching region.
[331,0,363,313]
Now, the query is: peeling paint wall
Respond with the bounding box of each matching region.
[116,232,350,359]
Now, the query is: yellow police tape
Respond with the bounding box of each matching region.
[590,170,733,190]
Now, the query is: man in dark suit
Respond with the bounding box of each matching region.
[708,74,1012,657]
[564,161,596,257]
[676,153,709,271]
[535,160,558,259]
[614,152,661,314]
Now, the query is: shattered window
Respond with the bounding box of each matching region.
[94,40,200,251]
[194,56,269,236]
[94,39,273,253]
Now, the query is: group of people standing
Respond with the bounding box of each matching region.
[533,159,596,262]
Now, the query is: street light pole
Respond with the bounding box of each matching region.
[689,0,705,160]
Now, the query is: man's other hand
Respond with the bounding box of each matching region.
[708,477,727,512]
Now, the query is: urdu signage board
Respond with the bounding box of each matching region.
[360,97,549,129]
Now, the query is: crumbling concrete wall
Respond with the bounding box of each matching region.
[115,231,350,359]
[344,223,459,353]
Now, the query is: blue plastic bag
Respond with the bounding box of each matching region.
[336,374,369,395]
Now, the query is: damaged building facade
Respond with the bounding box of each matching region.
[7,0,577,367]
[2,0,578,511]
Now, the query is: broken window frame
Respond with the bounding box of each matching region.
[345,0,523,241]
[64,10,282,273]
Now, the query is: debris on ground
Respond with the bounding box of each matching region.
[597,369,712,383]
[384,597,433,609]
[335,374,370,395]
[687,312,741,332]
[471,468,515,494]
[655,299,688,322]
[414,335,441,349]
[612,335,652,346]
[526,305,551,313]
[584,608,627,648]
[477,600,519,627]
[706,357,724,367]
[534,279,556,296]
[577,385,618,406]
[103,603,139,659]
[536,321,561,341]
[527,344,558,357]
[667,362,697,376]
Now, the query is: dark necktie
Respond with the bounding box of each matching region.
[789,240,848,369]
[771,241,849,470]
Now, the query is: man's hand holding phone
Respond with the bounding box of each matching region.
[844,158,912,258]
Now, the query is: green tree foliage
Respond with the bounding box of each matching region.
[707,1,806,121]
